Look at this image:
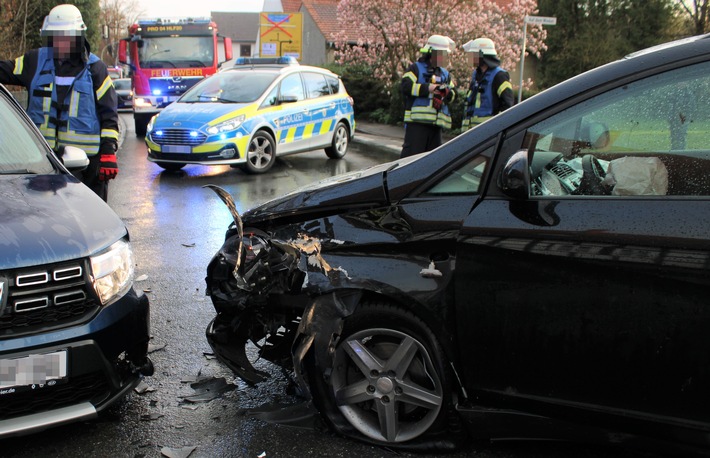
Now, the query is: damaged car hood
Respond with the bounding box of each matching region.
[243,162,399,223]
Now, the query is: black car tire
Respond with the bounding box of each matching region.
[325,122,349,159]
[308,301,455,448]
[242,130,276,174]
[134,115,149,137]
[156,162,185,171]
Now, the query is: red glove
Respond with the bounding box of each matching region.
[98,142,118,181]
[432,91,444,110]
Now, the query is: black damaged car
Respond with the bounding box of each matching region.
[205,35,710,454]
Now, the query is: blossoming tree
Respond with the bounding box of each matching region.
[331,0,547,92]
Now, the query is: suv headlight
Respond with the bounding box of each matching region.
[207,115,245,135]
[90,239,135,306]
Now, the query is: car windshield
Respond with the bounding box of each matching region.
[0,91,53,174]
[180,71,278,104]
[113,79,131,90]
[138,36,214,68]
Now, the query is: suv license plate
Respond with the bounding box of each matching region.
[0,350,68,392]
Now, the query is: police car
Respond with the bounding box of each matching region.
[145,57,355,173]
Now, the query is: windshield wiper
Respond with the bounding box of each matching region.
[196,95,237,103]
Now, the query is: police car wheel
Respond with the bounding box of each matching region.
[243,131,276,174]
[156,162,185,171]
[325,122,349,159]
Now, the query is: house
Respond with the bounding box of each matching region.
[211,12,260,59]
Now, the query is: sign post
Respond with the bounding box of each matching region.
[518,15,556,103]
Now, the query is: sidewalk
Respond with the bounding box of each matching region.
[353,119,457,157]
[353,120,404,157]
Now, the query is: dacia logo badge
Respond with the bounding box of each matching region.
[173,122,182,127]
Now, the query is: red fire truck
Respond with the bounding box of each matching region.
[118,18,233,136]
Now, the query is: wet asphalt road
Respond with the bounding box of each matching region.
[2,114,665,458]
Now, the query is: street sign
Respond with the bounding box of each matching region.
[518,15,557,103]
[525,15,557,25]
[260,13,303,59]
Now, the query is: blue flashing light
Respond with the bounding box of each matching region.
[234,56,299,66]
[190,131,198,137]
[219,133,226,140]
[153,89,162,95]
[155,130,163,136]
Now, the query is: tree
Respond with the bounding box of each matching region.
[99,0,143,65]
[0,0,102,60]
[676,0,710,35]
[537,0,675,88]
[331,0,547,93]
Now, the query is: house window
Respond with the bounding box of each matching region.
[240,44,251,57]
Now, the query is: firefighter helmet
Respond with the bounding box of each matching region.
[420,35,454,54]
[462,38,497,57]
[40,4,87,37]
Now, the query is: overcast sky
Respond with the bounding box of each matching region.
[139,0,264,19]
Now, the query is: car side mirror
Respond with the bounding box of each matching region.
[278,95,298,104]
[500,150,530,199]
[62,145,90,171]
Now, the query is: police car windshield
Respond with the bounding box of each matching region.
[180,71,278,104]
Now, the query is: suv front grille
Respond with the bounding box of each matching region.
[151,128,206,146]
[0,372,110,421]
[0,261,100,337]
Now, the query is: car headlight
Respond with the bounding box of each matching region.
[147,115,157,134]
[134,97,153,108]
[90,239,135,306]
[207,115,245,135]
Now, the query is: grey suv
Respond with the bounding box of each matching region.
[0,83,152,437]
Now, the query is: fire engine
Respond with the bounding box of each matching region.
[118,18,233,136]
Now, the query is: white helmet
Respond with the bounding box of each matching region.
[462,38,497,57]
[420,35,455,54]
[41,4,87,37]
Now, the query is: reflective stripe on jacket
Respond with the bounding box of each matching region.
[28,48,102,154]
[404,62,453,130]
[462,66,511,131]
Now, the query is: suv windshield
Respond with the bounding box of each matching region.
[180,71,279,104]
[0,92,53,174]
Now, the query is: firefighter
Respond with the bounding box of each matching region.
[461,38,514,131]
[0,4,119,202]
[400,34,456,158]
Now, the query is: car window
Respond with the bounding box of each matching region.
[279,73,305,101]
[425,149,490,195]
[181,71,278,103]
[325,75,340,95]
[260,85,279,108]
[113,79,131,90]
[0,91,53,174]
[524,61,710,197]
[302,72,330,98]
